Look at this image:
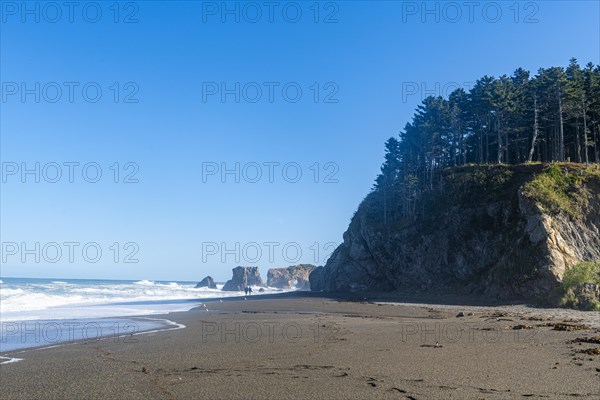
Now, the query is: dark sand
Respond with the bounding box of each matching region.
[1,292,599,399]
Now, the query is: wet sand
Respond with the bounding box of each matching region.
[1,292,599,399]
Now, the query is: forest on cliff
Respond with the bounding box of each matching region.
[374,58,600,223]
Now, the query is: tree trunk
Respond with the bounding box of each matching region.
[485,116,490,163]
[545,126,549,162]
[556,117,560,161]
[497,114,502,163]
[383,184,387,225]
[582,96,589,165]
[575,123,582,163]
[460,127,466,165]
[429,156,434,190]
[478,129,483,163]
[558,86,565,161]
[594,125,600,163]
[528,96,539,162]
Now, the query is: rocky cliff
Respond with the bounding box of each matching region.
[316,164,600,301]
[267,264,316,289]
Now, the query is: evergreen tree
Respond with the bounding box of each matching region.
[372,59,599,222]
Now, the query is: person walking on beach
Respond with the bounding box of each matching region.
[248,287,253,295]
[244,287,249,295]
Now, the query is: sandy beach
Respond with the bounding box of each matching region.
[1,292,599,399]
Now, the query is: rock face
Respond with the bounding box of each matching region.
[309,266,325,292]
[222,267,265,291]
[318,165,600,301]
[195,276,217,289]
[267,264,316,289]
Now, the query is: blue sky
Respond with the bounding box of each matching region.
[1,1,599,281]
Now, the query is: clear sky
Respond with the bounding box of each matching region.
[1,1,599,281]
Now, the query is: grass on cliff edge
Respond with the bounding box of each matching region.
[522,163,599,219]
[559,262,600,311]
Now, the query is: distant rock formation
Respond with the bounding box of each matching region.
[195,276,217,289]
[222,266,265,291]
[267,264,316,289]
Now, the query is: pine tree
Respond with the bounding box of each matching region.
[374,59,600,218]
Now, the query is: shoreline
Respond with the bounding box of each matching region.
[0,316,187,357]
[3,290,599,356]
[1,291,599,399]
[0,291,293,356]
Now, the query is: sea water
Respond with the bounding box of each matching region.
[0,277,286,356]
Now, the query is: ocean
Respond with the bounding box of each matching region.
[0,277,287,357]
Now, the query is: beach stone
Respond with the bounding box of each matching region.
[222,266,265,291]
[267,264,316,289]
[195,276,217,289]
[456,312,465,317]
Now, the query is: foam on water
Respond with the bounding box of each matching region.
[133,279,155,286]
[0,277,289,363]
[0,277,289,322]
[0,356,22,365]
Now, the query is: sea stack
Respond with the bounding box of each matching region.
[195,276,217,289]
[222,266,265,291]
[267,264,316,289]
